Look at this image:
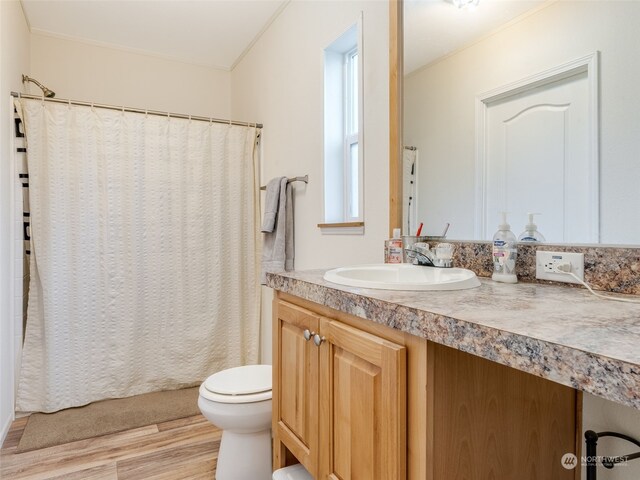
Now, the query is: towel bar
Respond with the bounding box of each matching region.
[260,175,308,190]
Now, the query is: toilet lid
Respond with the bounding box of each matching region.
[204,364,272,396]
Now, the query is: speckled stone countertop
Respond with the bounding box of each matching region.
[266,270,640,410]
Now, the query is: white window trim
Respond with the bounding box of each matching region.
[343,47,361,223]
[322,14,364,233]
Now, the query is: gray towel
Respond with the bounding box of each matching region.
[261,177,295,284]
[261,176,285,233]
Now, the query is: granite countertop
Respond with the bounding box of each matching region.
[266,269,640,410]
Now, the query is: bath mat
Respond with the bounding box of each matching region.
[17,386,200,452]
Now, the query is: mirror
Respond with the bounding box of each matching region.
[402,0,640,245]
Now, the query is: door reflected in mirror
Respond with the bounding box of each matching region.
[403,0,640,245]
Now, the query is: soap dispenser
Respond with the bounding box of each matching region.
[518,213,546,243]
[492,212,518,284]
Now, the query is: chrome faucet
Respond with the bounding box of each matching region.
[404,243,453,268]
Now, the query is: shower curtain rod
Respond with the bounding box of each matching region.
[11,92,263,129]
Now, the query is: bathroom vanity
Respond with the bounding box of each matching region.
[267,270,640,480]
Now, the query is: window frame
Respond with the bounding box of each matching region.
[343,47,361,222]
[321,15,364,233]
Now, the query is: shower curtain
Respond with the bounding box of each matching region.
[15,98,261,413]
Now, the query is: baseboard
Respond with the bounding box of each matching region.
[0,410,13,446]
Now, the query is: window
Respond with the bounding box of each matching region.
[322,17,363,231]
[345,48,360,220]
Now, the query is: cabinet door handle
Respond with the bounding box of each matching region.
[313,334,326,347]
[303,329,315,341]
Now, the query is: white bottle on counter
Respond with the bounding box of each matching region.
[492,212,518,283]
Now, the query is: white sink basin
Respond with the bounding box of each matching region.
[323,264,481,291]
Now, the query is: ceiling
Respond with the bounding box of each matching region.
[21,0,549,74]
[404,0,546,74]
[21,0,288,70]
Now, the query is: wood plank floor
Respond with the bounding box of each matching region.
[0,414,221,480]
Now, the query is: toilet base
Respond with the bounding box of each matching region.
[215,429,272,480]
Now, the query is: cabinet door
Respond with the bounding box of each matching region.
[273,301,320,474]
[318,318,407,480]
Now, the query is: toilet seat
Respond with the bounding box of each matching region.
[200,364,272,404]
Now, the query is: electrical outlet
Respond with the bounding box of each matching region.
[536,251,585,284]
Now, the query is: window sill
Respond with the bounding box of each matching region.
[318,222,365,235]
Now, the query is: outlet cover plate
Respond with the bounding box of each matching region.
[536,251,585,284]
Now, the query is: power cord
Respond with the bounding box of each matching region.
[553,263,640,304]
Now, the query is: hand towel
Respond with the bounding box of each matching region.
[261,176,285,233]
[262,177,295,284]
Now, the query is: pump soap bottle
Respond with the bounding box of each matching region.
[518,213,546,243]
[492,212,518,283]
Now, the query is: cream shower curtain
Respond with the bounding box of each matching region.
[15,98,261,413]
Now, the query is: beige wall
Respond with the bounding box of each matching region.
[231,0,390,363]
[404,1,640,244]
[30,34,231,118]
[0,0,30,441]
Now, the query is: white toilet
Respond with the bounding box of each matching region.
[198,364,273,480]
[273,464,314,480]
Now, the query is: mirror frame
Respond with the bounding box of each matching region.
[389,0,403,236]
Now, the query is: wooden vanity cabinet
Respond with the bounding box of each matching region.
[272,292,580,480]
[273,293,426,479]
